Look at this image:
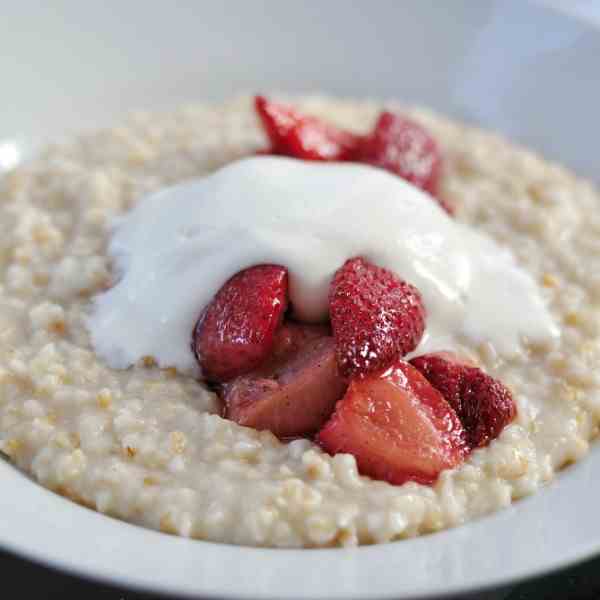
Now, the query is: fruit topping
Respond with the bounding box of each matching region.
[223,324,347,438]
[193,264,288,382]
[355,111,443,201]
[410,352,516,448]
[329,257,425,378]
[263,321,331,367]
[317,360,468,485]
[255,96,359,161]
[254,97,451,212]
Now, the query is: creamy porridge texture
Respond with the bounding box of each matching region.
[1,96,600,547]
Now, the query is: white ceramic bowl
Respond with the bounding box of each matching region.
[1,2,599,598]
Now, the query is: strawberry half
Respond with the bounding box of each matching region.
[356,111,449,212]
[329,257,425,378]
[317,361,468,486]
[410,352,516,448]
[223,324,347,438]
[255,96,359,161]
[193,265,288,382]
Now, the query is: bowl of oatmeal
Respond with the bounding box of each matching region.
[1,1,600,598]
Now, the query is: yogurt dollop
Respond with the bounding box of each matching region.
[88,156,559,374]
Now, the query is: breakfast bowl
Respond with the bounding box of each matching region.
[1,1,600,598]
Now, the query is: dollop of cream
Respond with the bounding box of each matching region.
[87,156,559,374]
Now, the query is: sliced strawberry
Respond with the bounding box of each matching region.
[409,352,470,416]
[329,257,425,378]
[193,265,288,382]
[223,326,347,438]
[356,111,449,211]
[255,96,359,161]
[410,352,516,448]
[266,321,331,366]
[317,361,467,486]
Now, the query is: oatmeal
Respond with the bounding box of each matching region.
[1,96,599,547]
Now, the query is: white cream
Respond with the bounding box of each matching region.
[87,156,559,374]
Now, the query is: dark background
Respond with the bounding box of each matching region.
[2,547,599,599]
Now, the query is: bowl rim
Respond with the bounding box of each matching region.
[2,1,600,598]
[2,447,600,600]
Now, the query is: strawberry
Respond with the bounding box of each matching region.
[329,257,425,378]
[317,361,468,485]
[223,332,347,438]
[410,352,516,448]
[263,321,331,367]
[255,96,359,161]
[193,265,288,382]
[356,111,449,212]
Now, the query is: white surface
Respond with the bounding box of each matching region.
[1,0,599,183]
[1,1,600,599]
[88,156,558,374]
[539,0,600,25]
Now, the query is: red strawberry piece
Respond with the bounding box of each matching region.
[356,111,449,211]
[223,325,347,438]
[255,96,359,161]
[329,257,425,378]
[410,352,472,414]
[410,352,516,448]
[265,321,332,367]
[193,265,288,382]
[317,360,468,486]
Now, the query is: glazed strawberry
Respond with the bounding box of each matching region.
[317,361,468,485]
[264,321,331,367]
[410,352,470,414]
[224,331,347,438]
[356,112,447,210]
[255,96,359,161]
[410,352,516,448]
[193,265,288,382]
[329,257,425,378]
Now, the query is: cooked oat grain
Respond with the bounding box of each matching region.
[1,96,599,547]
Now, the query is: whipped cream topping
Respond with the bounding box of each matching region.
[87,156,559,374]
